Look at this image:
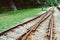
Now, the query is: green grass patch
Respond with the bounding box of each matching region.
[0,7,48,32]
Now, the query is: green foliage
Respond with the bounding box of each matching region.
[35,0,58,6]
[53,0,58,6]
[46,0,58,6]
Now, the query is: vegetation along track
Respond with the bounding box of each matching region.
[0,7,54,40]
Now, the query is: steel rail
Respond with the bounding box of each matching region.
[17,8,54,40]
[47,14,56,40]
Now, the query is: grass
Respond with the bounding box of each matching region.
[0,7,48,32]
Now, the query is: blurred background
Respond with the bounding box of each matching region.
[0,0,60,32]
[0,0,59,12]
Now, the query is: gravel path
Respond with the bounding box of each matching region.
[26,15,51,40]
[54,7,60,40]
[0,16,43,40]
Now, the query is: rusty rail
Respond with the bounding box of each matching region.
[17,8,54,40]
[46,14,56,40]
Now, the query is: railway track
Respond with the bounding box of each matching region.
[46,14,56,40]
[0,7,54,40]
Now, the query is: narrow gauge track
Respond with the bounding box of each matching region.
[46,14,56,40]
[17,8,54,40]
[0,8,54,40]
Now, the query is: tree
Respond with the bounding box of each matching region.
[46,0,58,6]
[10,0,17,11]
